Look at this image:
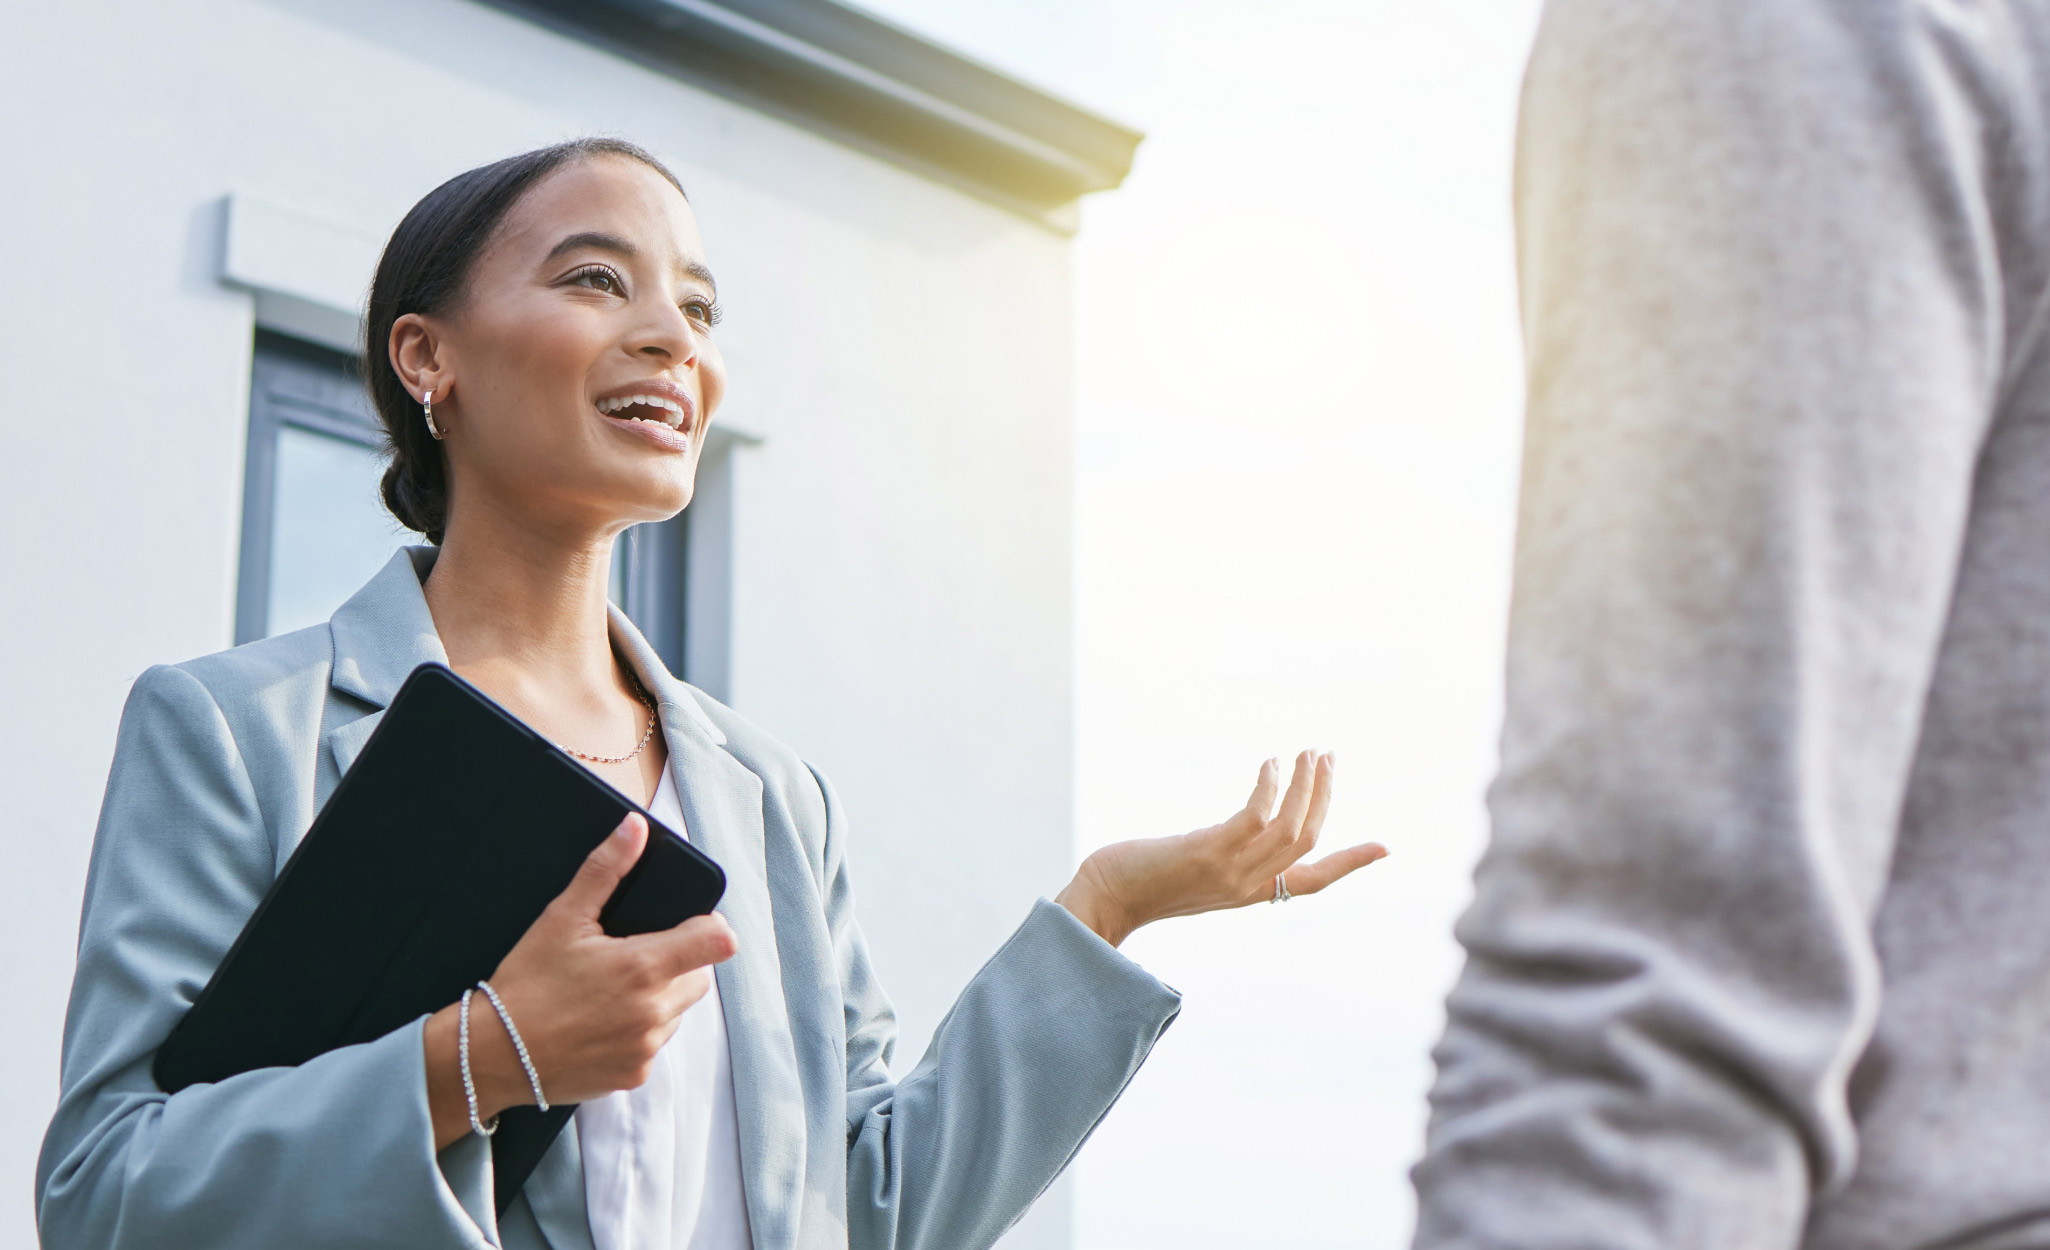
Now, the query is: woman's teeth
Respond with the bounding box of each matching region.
[596,394,687,429]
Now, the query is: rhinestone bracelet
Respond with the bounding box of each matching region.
[477,980,550,1113]
[458,988,498,1137]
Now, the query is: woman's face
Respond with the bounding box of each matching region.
[396,156,728,542]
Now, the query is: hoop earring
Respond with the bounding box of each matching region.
[423,388,444,441]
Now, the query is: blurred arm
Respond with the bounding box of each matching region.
[1414,1,2011,1245]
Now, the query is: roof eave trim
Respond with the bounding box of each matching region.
[489,0,1143,223]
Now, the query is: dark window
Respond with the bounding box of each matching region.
[236,330,688,672]
[610,515,688,678]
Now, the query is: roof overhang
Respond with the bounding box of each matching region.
[487,0,1143,229]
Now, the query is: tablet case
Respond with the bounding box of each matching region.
[151,662,727,1215]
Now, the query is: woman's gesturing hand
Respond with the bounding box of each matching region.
[1054,751,1386,949]
[424,813,737,1149]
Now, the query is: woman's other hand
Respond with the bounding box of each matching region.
[1055,751,1386,948]
[424,813,737,1149]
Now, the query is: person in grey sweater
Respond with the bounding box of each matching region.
[1412,2,2050,1247]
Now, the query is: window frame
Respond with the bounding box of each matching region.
[234,331,391,645]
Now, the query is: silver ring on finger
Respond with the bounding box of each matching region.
[1272,873,1292,904]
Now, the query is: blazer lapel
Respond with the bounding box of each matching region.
[322,546,449,782]
[613,611,807,1250]
[324,710,385,785]
[328,547,449,708]
[301,547,450,845]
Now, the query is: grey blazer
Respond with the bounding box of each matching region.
[37,547,1180,1250]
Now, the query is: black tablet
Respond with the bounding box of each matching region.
[152,661,726,1212]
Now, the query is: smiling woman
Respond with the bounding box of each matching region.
[366,140,723,557]
[35,139,1386,1250]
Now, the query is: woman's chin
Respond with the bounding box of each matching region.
[617,480,695,525]
[577,446,699,521]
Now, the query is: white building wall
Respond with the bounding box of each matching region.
[0,1,1079,1245]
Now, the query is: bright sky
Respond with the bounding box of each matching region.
[854,3,1544,1246]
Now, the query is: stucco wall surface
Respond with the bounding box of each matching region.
[0,1,1078,1245]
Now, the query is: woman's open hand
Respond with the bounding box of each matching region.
[423,813,737,1149]
[1055,751,1386,948]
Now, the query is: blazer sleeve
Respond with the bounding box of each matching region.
[36,664,499,1250]
[816,769,1183,1250]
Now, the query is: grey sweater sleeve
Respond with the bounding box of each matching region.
[1414,2,2015,1246]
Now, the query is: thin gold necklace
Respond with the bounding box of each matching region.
[560,672,659,765]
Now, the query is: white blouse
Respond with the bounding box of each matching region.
[575,766,753,1250]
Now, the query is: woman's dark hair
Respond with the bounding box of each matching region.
[366,138,687,543]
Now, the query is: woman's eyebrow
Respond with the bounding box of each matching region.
[544,230,716,294]
[545,230,638,263]
[680,260,718,297]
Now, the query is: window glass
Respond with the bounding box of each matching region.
[267,424,415,636]
[237,332,419,642]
